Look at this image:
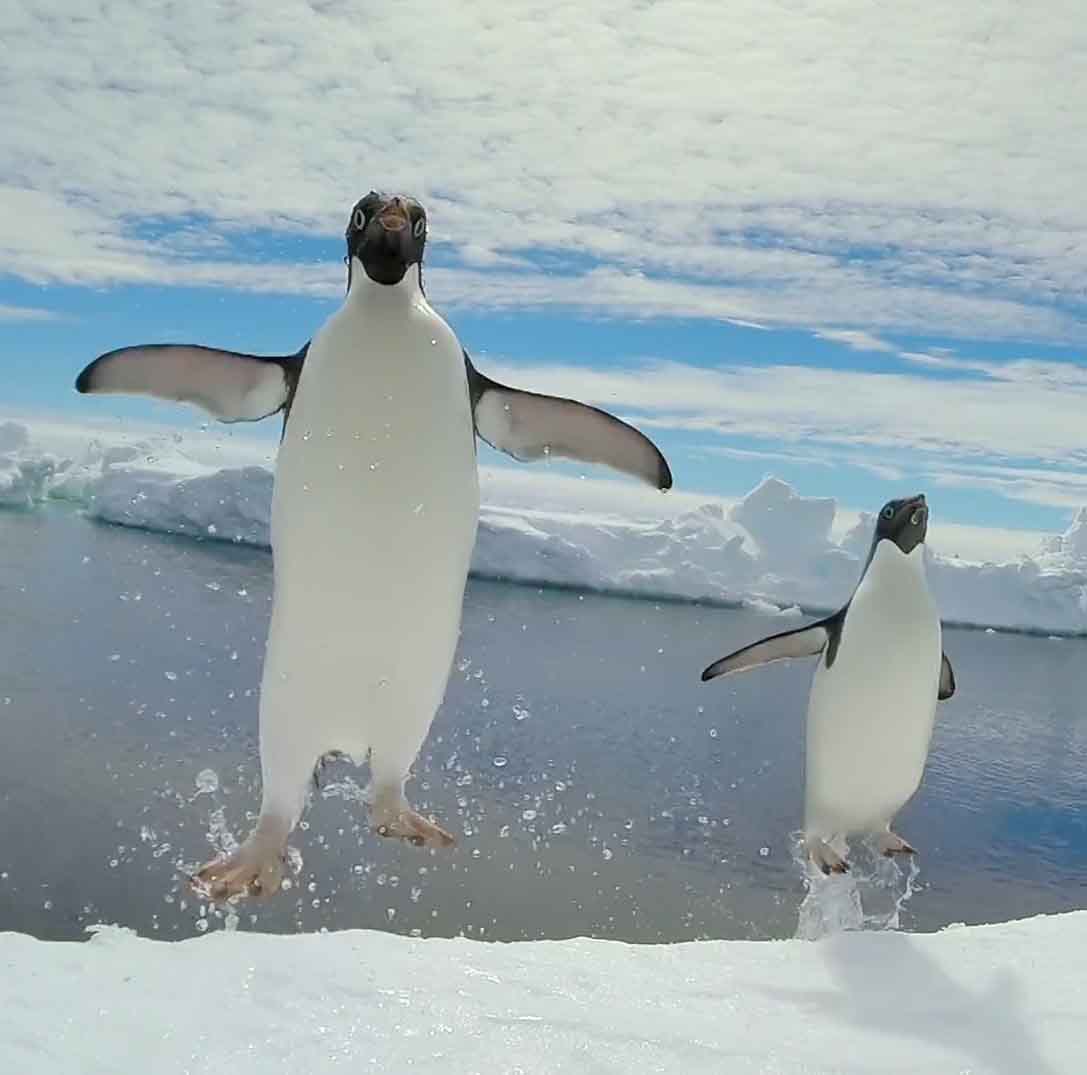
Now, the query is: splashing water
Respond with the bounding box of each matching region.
[793,833,922,941]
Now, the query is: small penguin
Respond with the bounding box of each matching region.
[701,494,955,874]
[76,192,672,900]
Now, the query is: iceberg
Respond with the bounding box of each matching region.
[5,418,1087,634]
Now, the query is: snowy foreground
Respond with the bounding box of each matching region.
[1,912,1082,1074]
[5,417,1087,633]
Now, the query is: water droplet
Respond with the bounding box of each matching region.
[230,651,239,661]
[165,671,178,681]
[709,728,718,739]
[480,698,490,709]
[194,768,219,795]
[521,809,537,822]
[195,918,209,933]
[498,825,510,838]
[205,582,221,592]
[109,654,120,662]
[368,462,380,472]
[492,756,508,768]
[759,846,770,857]
[206,524,218,536]
[550,822,567,835]
[602,848,613,861]
[236,588,248,598]
[302,431,311,441]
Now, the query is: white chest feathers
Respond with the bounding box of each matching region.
[805,542,942,835]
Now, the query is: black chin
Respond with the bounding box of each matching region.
[361,249,409,285]
[894,527,926,555]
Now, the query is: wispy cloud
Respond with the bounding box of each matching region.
[0,303,62,322]
[814,330,896,353]
[477,353,1087,511]
[0,2,1084,339]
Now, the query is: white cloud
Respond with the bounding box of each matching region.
[814,330,896,353]
[0,303,60,322]
[475,354,1087,513]
[0,1,1084,339]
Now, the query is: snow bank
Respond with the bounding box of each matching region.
[6,418,1087,633]
[0,912,1081,1073]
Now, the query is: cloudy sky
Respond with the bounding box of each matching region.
[2,1,1085,544]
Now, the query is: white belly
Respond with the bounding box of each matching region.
[804,544,942,837]
[261,287,479,762]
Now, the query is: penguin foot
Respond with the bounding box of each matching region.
[374,808,456,850]
[191,842,287,903]
[877,831,917,858]
[809,840,849,875]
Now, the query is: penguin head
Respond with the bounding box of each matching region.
[875,493,928,554]
[345,192,427,287]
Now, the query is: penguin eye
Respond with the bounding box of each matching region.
[881,506,895,520]
[412,216,426,239]
[352,208,367,231]
[910,509,924,525]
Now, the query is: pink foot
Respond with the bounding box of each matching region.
[373,807,456,849]
[191,834,288,903]
[808,838,849,875]
[877,831,918,858]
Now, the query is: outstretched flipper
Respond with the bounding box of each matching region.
[75,342,308,426]
[465,352,672,490]
[938,652,956,700]
[701,615,841,682]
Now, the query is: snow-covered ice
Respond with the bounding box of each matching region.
[4,417,1087,633]
[0,912,1080,1073]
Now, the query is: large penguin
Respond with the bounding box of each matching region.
[701,494,955,874]
[76,191,672,901]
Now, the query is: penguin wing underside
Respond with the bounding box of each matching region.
[939,652,956,700]
[464,353,672,490]
[75,343,308,423]
[700,620,833,682]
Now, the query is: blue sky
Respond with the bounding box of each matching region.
[2,1,1086,545]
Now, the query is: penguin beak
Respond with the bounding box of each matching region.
[908,496,928,536]
[377,201,409,233]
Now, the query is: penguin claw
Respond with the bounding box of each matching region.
[191,847,287,904]
[809,840,849,875]
[374,809,456,850]
[877,831,918,858]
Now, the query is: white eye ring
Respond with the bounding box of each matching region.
[353,208,366,230]
[413,217,426,239]
[881,506,895,520]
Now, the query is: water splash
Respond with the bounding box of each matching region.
[793,833,922,940]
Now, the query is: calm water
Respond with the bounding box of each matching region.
[1,505,1085,943]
